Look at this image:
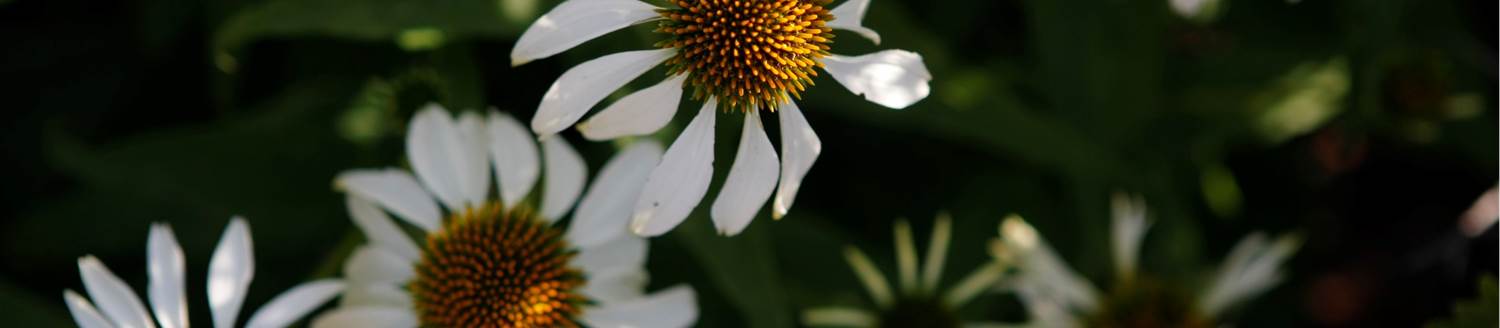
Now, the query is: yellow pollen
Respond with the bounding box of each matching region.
[412,204,585,327]
[657,0,835,112]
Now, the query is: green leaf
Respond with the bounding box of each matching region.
[1426,275,1499,328]
[675,215,795,328]
[213,0,531,72]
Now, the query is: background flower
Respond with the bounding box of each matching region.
[0,0,1494,326]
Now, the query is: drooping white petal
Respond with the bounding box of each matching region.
[77,256,155,328]
[822,50,932,109]
[630,100,717,236]
[801,307,877,328]
[568,141,663,248]
[63,290,116,328]
[842,246,894,308]
[342,246,416,286]
[581,268,648,304]
[541,136,587,220]
[208,218,254,328]
[709,111,779,236]
[772,100,821,219]
[1110,193,1150,282]
[1012,283,1083,328]
[827,0,881,44]
[340,284,411,308]
[578,74,686,141]
[146,224,187,328]
[581,285,697,328]
[511,0,662,66]
[532,48,676,138]
[456,111,492,207]
[575,235,648,276]
[345,195,421,261]
[1000,216,1100,312]
[486,111,541,209]
[1199,232,1301,317]
[309,306,418,328]
[335,169,442,233]
[243,280,345,328]
[406,104,474,212]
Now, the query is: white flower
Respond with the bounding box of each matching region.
[512,0,933,236]
[802,214,1013,328]
[316,104,697,328]
[63,218,344,328]
[996,193,1302,327]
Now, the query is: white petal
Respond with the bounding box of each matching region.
[1110,193,1150,281]
[209,218,254,328]
[340,284,411,308]
[710,111,779,236]
[580,268,648,304]
[894,219,918,293]
[541,136,588,220]
[244,280,345,328]
[1000,217,1100,312]
[630,100,717,236]
[920,213,953,293]
[578,74,686,141]
[406,104,475,212]
[772,101,821,219]
[64,289,116,328]
[487,111,542,209]
[827,0,881,44]
[335,169,442,233]
[532,49,676,138]
[456,111,492,207]
[342,246,415,286]
[842,246,893,307]
[568,141,664,248]
[581,285,697,328]
[309,306,417,328]
[77,257,155,328]
[575,235,648,276]
[146,224,186,328]
[345,195,421,261]
[1199,233,1300,317]
[511,0,661,66]
[822,50,932,109]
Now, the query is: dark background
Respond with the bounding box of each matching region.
[1,0,1495,326]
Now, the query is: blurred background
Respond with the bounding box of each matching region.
[1,0,1495,326]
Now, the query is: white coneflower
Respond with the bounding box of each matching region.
[802,214,1013,328]
[63,218,344,328]
[512,0,933,237]
[313,104,697,327]
[996,193,1301,327]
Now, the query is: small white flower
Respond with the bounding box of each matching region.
[802,214,1013,328]
[63,218,344,328]
[997,193,1301,327]
[318,104,697,327]
[513,0,934,236]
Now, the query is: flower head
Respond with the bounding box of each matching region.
[996,193,1301,327]
[62,218,344,328]
[802,214,1013,328]
[512,0,933,237]
[315,104,697,327]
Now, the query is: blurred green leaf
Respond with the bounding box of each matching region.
[213,0,526,72]
[675,216,794,328]
[0,279,71,327]
[1426,275,1498,328]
